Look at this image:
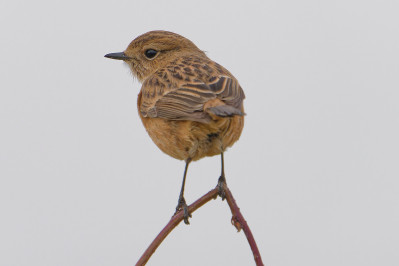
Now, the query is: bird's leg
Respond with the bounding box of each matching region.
[217,152,227,200]
[174,158,192,224]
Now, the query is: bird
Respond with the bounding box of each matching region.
[105,31,245,224]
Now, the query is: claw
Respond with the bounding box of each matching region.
[175,196,192,224]
[182,204,192,224]
[217,175,226,200]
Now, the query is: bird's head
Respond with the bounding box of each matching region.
[105,30,205,82]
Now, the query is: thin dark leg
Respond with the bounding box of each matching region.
[217,152,227,200]
[175,158,192,224]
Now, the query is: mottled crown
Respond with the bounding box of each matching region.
[126,30,201,52]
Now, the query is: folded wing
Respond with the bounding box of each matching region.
[140,76,245,123]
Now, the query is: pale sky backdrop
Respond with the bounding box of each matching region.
[1,0,398,265]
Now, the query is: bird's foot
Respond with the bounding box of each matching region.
[217,175,227,200]
[175,196,192,224]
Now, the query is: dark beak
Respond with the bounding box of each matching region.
[104,52,130,60]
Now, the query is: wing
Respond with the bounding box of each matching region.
[140,75,245,123]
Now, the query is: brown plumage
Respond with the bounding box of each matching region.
[105,31,245,224]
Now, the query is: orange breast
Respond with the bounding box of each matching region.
[137,92,244,161]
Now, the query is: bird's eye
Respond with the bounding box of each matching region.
[144,49,158,59]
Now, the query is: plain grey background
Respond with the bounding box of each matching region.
[1,0,398,265]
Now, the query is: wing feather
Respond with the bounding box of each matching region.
[140,74,245,123]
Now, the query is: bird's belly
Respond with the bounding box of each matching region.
[139,116,244,161]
